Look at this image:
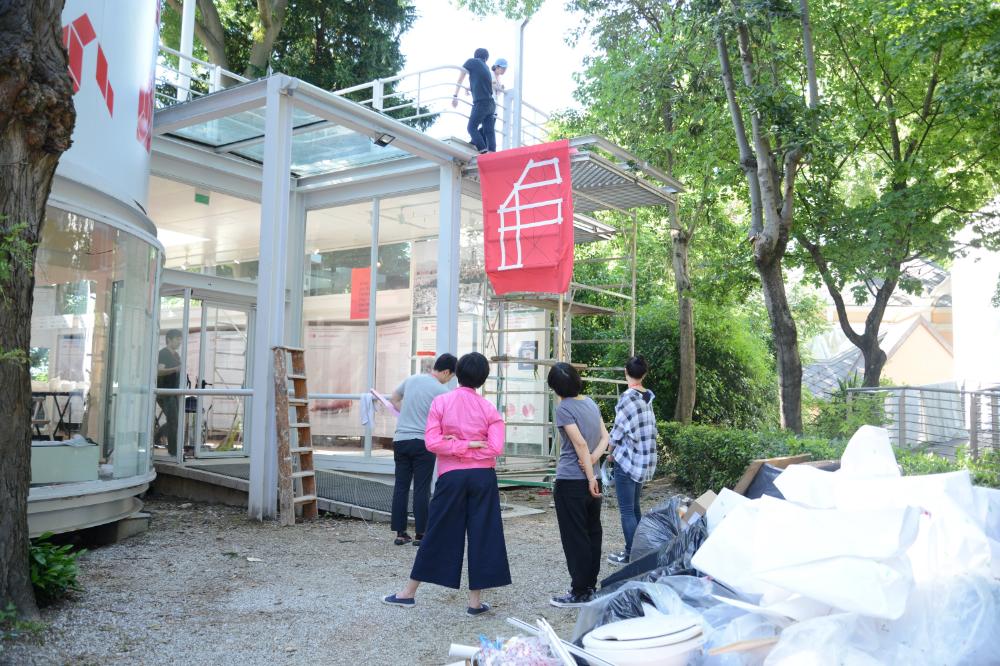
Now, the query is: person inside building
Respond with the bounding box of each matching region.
[606,355,658,566]
[383,352,510,616]
[388,353,457,546]
[451,47,496,153]
[547,362,609,607]
[155,329,183,456]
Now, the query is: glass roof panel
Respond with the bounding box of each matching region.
[168,107,322,147]
[233,124,408,176]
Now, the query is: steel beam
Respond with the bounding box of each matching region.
[248,76,295,521]
[436,164,462,355]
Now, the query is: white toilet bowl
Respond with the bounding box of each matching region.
[581,609,704,666]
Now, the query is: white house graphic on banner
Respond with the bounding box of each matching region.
[497,157,564,271]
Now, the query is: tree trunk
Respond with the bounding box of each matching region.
[860,335,888,387]
[0,0,76,619]
[671,226,696,424]
[757,254,803,432]
[244,0,289,79]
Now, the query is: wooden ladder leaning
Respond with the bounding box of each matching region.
[272,345,319,525]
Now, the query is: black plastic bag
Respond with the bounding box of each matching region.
[600,496,708,592]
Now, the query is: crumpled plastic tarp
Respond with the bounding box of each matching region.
[691,426,997,620]
[764,575,1000,665]
[573,577,788,665]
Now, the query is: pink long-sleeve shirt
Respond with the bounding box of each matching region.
[425,387,506,477]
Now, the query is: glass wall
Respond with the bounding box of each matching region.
[303,201,373,445]
[30,207,161,483]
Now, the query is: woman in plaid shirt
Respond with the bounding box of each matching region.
[607,356,658,565]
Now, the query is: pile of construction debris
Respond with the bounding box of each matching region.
[451,426,1000,665]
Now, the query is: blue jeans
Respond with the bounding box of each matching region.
[467,99,496,152]
[614,464,643,556]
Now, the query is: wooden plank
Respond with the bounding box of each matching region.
[732,454,811,496]
[272,347,294,526]
[708,637,779,656]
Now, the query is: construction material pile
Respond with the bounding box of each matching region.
[574,425,1000,664]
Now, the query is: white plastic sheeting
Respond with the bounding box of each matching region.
[688,425,1000,663]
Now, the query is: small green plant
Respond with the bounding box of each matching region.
[29,533,86,606]
[0,603,44,644]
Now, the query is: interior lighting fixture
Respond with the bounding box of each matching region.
[373,133,395,147]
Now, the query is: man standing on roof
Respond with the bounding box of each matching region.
[487,58,508,152]
[452,48,497,154]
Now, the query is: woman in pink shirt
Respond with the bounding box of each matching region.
[383,352,510,616]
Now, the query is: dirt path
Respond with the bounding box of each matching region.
[4,481,679,666]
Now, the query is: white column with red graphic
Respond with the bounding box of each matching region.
[57,0,161,212]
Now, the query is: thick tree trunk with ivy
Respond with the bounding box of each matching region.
[671,225,696,423]
[0,0,75,619]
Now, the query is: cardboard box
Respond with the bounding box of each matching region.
[684,489,717,523]
[732,454,811,496]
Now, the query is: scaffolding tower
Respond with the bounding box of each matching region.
[481,213,639,483]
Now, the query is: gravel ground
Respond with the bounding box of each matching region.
[4,480,680,666]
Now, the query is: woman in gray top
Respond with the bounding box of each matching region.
[546,362,609,608]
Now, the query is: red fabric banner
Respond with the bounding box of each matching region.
[350,267,371,320]
[478,140,575,295]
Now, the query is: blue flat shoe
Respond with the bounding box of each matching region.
[467,602,491,616]
[383,594,415,607]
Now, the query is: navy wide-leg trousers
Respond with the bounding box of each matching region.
[409,468,511,590]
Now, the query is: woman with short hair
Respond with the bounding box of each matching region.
[383,352,510,616]
[547,362,609,607]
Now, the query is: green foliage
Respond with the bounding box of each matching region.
[0,604,44,645]
[658,422,843,494]
[29,534,85,607]
[804,376,887,441]
[160,1,420,92]
[577,298,778,429]
[660,420,1000,495]
[0,218,34,304]
[454,0,544,20]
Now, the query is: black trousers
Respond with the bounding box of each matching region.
[410,468,511,590]
[554,478,603,594]
[156,395,179,456]
[390,438,435,534]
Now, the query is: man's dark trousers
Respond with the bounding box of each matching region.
[157,395,179,456]
[390,438,435,534]
[554,478,603,594]
[467,99,496,152]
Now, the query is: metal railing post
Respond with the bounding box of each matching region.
[897,388,907,448]
[502,89,513,150]
[210,64,222,93]
[991,392,999,451]
[970,392,980,460]
[373,79,384,111]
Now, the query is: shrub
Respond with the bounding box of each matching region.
[657,421,1000,494]
[29,533,85,606]
[578,299,779,429]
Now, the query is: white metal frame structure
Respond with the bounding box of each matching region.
[152,66,682,519]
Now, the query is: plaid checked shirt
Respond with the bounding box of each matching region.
[610,388,658,483]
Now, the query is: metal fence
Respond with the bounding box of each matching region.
[844,384,1000,459]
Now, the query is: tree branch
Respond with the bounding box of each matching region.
[716,31,763,241]
[798,234,863,347]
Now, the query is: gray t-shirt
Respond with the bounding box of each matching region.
[393,373,449,441]
[555,396,604,480]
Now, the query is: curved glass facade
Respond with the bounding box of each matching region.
[29,206,162,484]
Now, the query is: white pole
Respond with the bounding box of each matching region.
[512,18,529,147]
[248,76,295,521]
[436,165,461,355]
[178,0,196,102]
